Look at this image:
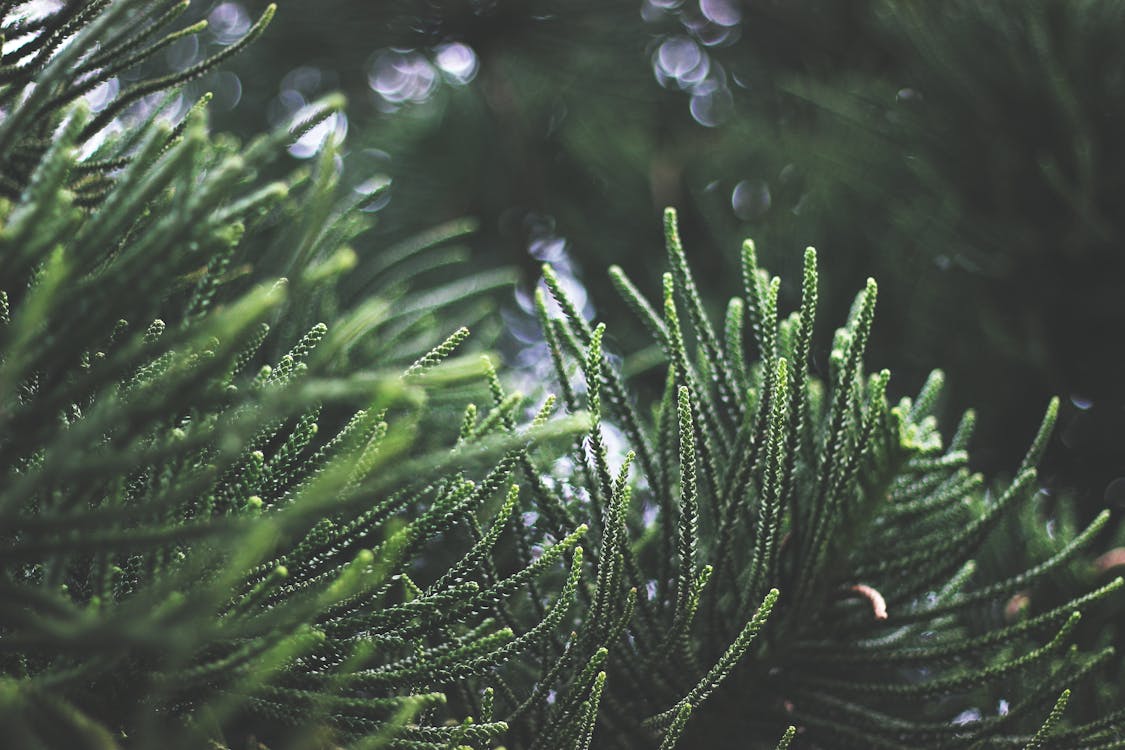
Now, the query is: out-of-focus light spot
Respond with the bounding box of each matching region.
[655,36,705,86]
[267,88,306,127]
[147,92,187,124]
[165,34,200,71]
[953,709,982,726]
[349,148,392,178]
[282,66,324,96]
[354,175,392,212]
[732,179,772,220]
[208,3,251,45]
[278,88,306,112]
[354,176,391,195]
[641,0,682,19]
[367,50,438,107]
[680,12,736,46]
[790,193,810,216]
[1104,477,1125,508]
[640,1,664,23]
[693,22,738,47]
[287,110,347,159]
[529,237,568,263]
[435,42,478,85]
[209,71,242,112]
[347,148,393,210]
[700,0,741,27]
[355,175,391,193]
[1071,394,1094,410]
[689,85,731,127]
[84,78,119,112]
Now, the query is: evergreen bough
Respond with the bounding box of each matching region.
[520,208,1122,748]
[0,2,587,747]
[1,2,1121,749]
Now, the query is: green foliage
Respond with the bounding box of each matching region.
[695,0,1125,497]
[2,3,1122,750]
[225,0,1125,507]
[524,208,1122,748]
[0,0,276,204]
[0,3,588,747]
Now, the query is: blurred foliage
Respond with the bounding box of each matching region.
[203,0,1125,516]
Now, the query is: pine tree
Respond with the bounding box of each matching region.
[0,3,586,747]
[519,208,1123,748]
[2,3,1122,749]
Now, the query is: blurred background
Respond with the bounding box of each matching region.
[155,0,1123,518]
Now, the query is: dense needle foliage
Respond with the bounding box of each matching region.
[0,3,588,747]
[0,2,1121,749]
[525,209,1122,748]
